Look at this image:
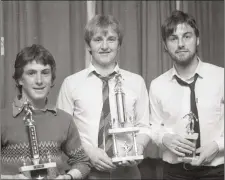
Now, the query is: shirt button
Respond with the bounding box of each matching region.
[161,123,164,126]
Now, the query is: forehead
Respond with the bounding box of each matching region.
[92,27,118,37]
[23,61,51,71]
[172,23,195,35]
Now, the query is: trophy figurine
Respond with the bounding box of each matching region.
[108,73,144,163]
[19,101,57,179]
[178,112,199,163]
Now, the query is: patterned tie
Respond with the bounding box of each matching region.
[175,74,201,149]
[93,71,117,156]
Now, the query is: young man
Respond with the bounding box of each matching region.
[149,10,224,179]
[57,15,151,179]
[1,44,91,179]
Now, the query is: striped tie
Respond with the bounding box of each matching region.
[93,71,116,157]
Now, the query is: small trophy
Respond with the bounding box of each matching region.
[178,112,199,163]
[108,73,144,163]
[19,101,57,179]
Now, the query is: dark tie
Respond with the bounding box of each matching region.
[175,74,201,149]
[93,71,117,156]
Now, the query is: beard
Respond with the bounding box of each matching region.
[167,46,198,67]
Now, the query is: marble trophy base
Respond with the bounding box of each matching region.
[108,126,144,163]
[178,133,199,163]
[19,162,57,179]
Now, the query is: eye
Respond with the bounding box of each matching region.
[26,70,36,76]
[92,37,102,42]
[184,35,191,39]
[108,37,117,42]
[42,69,51,75]
[168,36,177,41]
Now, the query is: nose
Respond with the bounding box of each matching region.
[101,40,109,50]
[35,73,43,85]
[178,38,185,49]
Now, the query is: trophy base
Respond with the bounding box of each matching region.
[19,162,57,179]
[112,155,144,163]
[177,156,199,163]
[108,127,140,134]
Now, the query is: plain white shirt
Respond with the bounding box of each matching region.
[148,59,224,166]
[57,63,150,149]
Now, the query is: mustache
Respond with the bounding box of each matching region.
[175,49,189,53]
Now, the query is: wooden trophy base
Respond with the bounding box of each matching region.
[112,155,144,163]
[19,162,57,179]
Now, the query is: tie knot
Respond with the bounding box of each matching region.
[175,74,198,89]
[93,71,117,83]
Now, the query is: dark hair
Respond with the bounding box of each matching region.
[161,10,199,42]
[13,44,56,95]
[84,14,123,47]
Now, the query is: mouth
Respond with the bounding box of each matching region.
[99,52,110,55]
[176,50,189,53]
[33,87,45,91]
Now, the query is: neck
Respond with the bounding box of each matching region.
[174,56,199,79]
[92,62,117,77]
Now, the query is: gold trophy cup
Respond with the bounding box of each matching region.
[108,74,144,163]
[178,112,199,163]
[19,101,57,179]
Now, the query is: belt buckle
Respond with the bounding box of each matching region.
[183,163,196,171]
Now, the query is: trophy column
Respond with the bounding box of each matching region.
[108,74,144,163]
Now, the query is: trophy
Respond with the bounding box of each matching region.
[178,112,199,163]
[19,101,57,179]
[108,73,144,163]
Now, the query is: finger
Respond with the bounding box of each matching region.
[191,155,205,166]
[196,147,203,154]
[177,146,194,154]
[98,159,117,170]
[172,147,185,157]
[99,154,117,169]
[179,142,196,152]
[180,139,196,149]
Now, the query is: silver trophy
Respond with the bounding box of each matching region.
[178,112,199,163]
[19,101,57,179]
[108,73,144,163]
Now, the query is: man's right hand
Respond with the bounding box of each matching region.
[89,147,117,172]
[162,133,196,156]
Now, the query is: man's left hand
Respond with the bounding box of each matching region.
[191,141,219,166]
[117,144,144,167]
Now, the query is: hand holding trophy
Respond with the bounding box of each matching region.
[178,112,199,164]
[108,73,144,164]
[19,101,57,179]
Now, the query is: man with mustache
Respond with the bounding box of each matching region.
[1,44,91,179]
[149,10,224,179]
[57,15,151,179]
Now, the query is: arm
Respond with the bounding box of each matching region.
[62,119,91,179]
[56,78,74,115]
[134,77,151,149]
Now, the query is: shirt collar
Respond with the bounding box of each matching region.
[12,96,57,117]
[86,62,120,77]
[170,57,204,81]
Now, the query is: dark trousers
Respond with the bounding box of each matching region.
[163,162,224,180]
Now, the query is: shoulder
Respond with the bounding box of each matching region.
[120,69,145,83]
[150,68,173,89]
[56,108,74,123]
[60,69,88,90]
[203,62,224,75]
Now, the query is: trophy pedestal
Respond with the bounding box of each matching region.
[19,162,57,179]
[178,133,199,163]
[108,127,140,134]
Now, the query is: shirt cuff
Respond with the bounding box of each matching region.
[214,137,224,152]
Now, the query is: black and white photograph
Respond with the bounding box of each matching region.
[0,1,224,179]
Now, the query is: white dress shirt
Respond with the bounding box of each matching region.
[56,63,150,150]
[149,59,224,166]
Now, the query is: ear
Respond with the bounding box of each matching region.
[196,37,200,46]
[85,43,91,52]
[18,78,24,86]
